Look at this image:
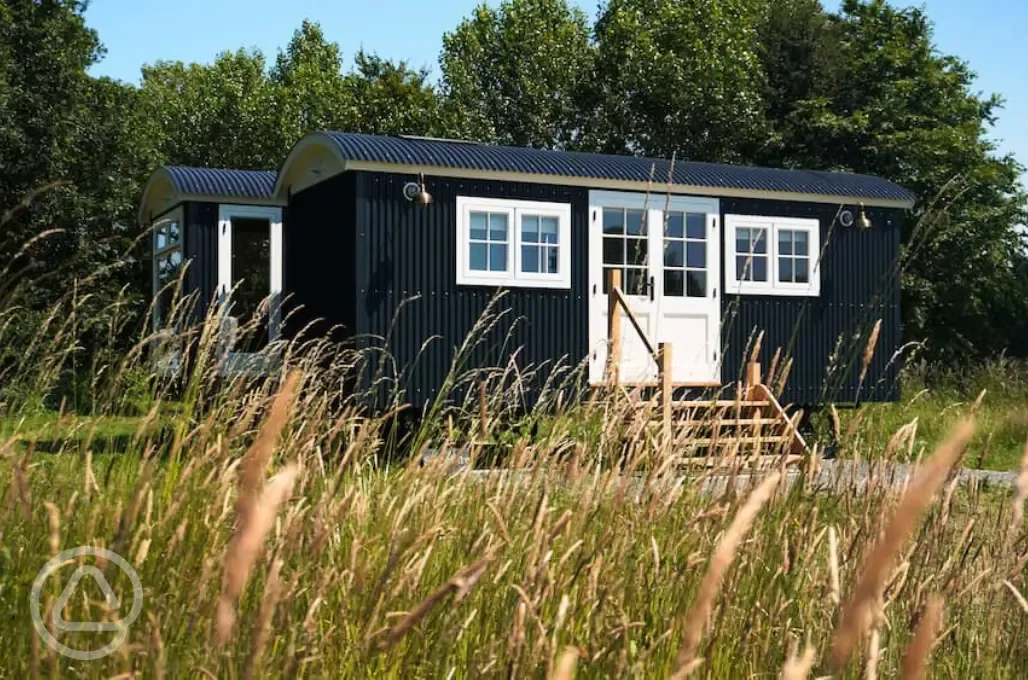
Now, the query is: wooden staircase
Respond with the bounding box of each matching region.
[605,271,808,462]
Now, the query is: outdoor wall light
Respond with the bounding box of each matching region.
[856,203,872,229]
[402,173,432,205]
[840,203,872,229]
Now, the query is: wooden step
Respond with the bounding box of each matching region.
[671,400,771,410]
[683,436,793,446]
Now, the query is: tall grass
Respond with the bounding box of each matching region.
[2,285,1028,678]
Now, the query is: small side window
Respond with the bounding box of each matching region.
[456,197,571,289]
[725,215,820,296]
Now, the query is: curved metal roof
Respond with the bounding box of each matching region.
[322,132,915,204]
[163,166,278,199]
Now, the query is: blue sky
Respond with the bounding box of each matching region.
[84,0,1027,172]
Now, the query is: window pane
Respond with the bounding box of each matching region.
[665,213,683,238]
[625,268,647,296]
[626,209,646,236]
[687,271,706,297]
[794,231,809,256]
[540,217,559,244]
[521,245,539,273]
[469,243,487,271]
[603,237,623,265]
[664,240,683,267]
[736,256,750,281]
[155,227,167,251]
[469,212,488,240]
[752,255,767,281]
[686,213,705,239]
[795,258,809,283]
[737,254,768,282]
[779,256,793,282]
[686,242,706,268]
[489,213,508,241]
[522,215,539,243]
[603,208,623,234]
[752,229,767,254]
[627,238,648,266]
[489,244,507,271]
[664,270,684,297]
[544,246,558,274]
[779,230,793,256]
[168,220,181,246]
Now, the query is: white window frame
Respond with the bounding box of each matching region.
[724,214,820,297]
[456,196,572,289]
[152,205,184,330]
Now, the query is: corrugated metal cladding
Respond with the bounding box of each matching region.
[324,132,915,203]
[283,175,356,342]
[720,199,903,405]
[184,202,219,319]
[164,166,277,199]
[353,171,589,410]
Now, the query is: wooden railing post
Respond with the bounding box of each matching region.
[606,269,622,387]
[659,342,672,439]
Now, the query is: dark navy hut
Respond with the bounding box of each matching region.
[140,132,915,408]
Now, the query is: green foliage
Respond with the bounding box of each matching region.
[589,0,770,161]
[440,0,595,148]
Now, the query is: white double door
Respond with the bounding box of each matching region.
[588,191,721,385]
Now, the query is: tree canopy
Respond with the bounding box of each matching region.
[1,0,1025,367]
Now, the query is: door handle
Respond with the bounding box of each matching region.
[648,275,655,302]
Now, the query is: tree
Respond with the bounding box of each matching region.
[341,51,447,136]
[440,0,595,148]
[139,49,284,170]
[271,20,350,141]
[780,0,1028,360]
[589,0,769,162]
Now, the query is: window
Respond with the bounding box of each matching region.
[601,207,648,295]
[456,197,571,288]
[152,206,184,329]
[663,211,708,298]
[724,215,820,296]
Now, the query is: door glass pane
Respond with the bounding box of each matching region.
[664,270,684,297]
[626,238,647,266]
[665,213,683,238]
[603,208,624,234]
[626,209,646,236]
[603,237,623,265]
[687,271,706,297]
[686,242,705,268]
[664,241,683,267]
[686,213,705,239]
[624,268,648,296]
[230,217,271,351]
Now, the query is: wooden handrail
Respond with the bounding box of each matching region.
[610,285,659,361]
[753,382,809,455]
